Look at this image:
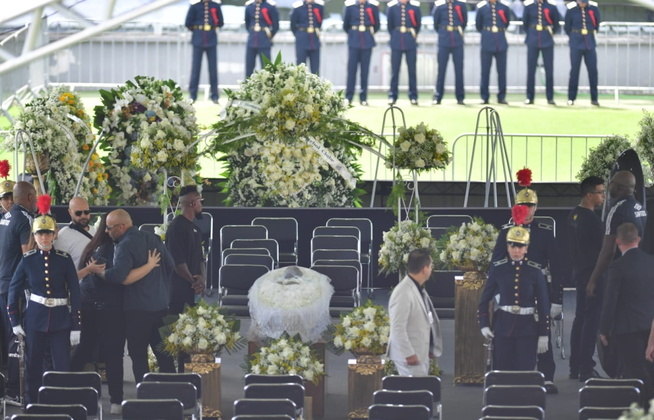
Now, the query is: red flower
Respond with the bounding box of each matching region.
[516,168,532,187]
[512,205,529,226]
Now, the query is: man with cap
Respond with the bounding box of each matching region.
[290,0,324,75]
[0,180,15,215]
[479,226,550,370]
[54,197,96,269]
[245,0,279,77]
[7,196,82,405]
[185,0,224,104]
[386,0,421,106]
[564,0,600,106]
[522,0,560,105]
[475,0,511,105]
[491,169,564,393]
[343,0,380,106]
[432,0,467,105]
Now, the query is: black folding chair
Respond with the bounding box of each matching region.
[244,374,304,385]
[425,214,474,229]
[484,370,545,388]
[37,386,100,419]
[312,259,362,292]
[373,390,433,417]
[220,225,268,261]
[222,247,270,262]
[121,399,183,420]
[579,385,640,409]
[225,253,275,270]
[310,235,359,258]
[143,372,203,414]
[136,381,199,419]
[584,377,644,390]
[25,403,87,420]
[382,375,442,419]
[313,226,361,242]
[578,406,631,420]
[218,264,270,306]
[138,223,159,235]
[252,217,299,266]
[231,239,280,267]
[368,403,430,420]
[481,404,544,420]
[11,415,73,420]
[233,398,297,417]
[326,217,374,290]
[42,371,102,398]
[311,249,359,263]
[243,383,305,418]
[311,265,360,311]
[483,385,546,410]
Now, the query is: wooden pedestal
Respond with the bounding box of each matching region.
[454,272,487,385]
[347,356,384,419]
[185,356,222,419]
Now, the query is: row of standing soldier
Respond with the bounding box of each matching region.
[186,0,601,107]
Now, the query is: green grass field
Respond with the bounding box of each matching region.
[1,90,652,183]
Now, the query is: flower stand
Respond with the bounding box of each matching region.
[185,354,222,419]
[454,272,487,384]
[347,355,385,419]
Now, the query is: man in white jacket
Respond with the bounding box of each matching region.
[387,248,443,375]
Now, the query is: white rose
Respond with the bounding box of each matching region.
[285,119,296,130]
[342,317,351,327]
[182,337,192,347]
[361,336,372,347]
[167,333,177,344]
[156,150,167,162]
[414,133,426,144]
[344,340,353,350]
[420,237,431,248]
[333,336,343,347]
[198,338,208,350]
[173,139,185,151]
[184,324,196,334]
[415,158,425,168]
[400,141,411,152]
[362,307,376,319]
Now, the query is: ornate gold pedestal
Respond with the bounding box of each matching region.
[347,355,384,419]
[454,271,487,384]
[185,354,222,419]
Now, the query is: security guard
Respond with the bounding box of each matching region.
[522,0,559,105]
[291,0,324,75]
[387,0,421,106]
[343,0,380,106]
[475,0,511,105]
[432,0,467,105]
[245,0,279,77]
[7,211,81,405]
[479,226,550,371]
[0,179,15,214]
[491,187,564,393]
[565,0,600,106]
[185,0,224,104]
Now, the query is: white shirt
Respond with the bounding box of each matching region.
[54,225,96,269]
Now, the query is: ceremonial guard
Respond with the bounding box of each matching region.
[343,0,380,106]
[387,0,421,106]
[7,197,81,405]
[245,0,279,77]
[479,226,550,371]
[565,0,600,106]
[185,0,224,104]
[432,0,467,105]
[290,0,324,75]
[522,0,559,105]
[0,179,14,215]
[475,0,511,105]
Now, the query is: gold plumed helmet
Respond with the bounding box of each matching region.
[0,180,15,198]
[507,226,530,245]
[516,187,538,205]
[32,214,56,233]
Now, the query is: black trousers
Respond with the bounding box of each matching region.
[569,286,602,377]
[0,293,20,397]
[494,335,538,371]
[71,306,126,403]
[125,309,175,383]
[169,280,196,373]
[616,330,654,407]
[25,328,70,404]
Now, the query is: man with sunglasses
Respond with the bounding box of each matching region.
[54,197,95,269]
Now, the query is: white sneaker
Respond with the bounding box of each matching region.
[110,403,122,415]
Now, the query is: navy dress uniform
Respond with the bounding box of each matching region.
[343,0,380,106]
[522,0,560,105]
[565,0,600,106]
[432,0,467,105]
[185,0,224,103]
[7,214,81,404]
[387,0,421,105]
[245,0,279,77]
[475,0,511,105]
[291,0,324,75]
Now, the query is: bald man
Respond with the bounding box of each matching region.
[54,197,96,268]
[0,181,37,404]
[101,209,176,382]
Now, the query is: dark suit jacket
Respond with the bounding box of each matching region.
[600,247,654,336]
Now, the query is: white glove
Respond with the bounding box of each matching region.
[70,330,81,346]
[481,327,495,340]
[537,336,549,354]
[550,303,563,319]
[12,325,25,337]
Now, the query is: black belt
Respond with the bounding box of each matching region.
[483,26,505,32]
[191,25,215,31]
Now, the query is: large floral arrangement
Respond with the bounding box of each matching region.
[163,300,243,355]
[206,54,375,207]
[378,220,438,275]
[387,122,451,172]
[577,135,631,182]
[618,401,654,420]
[7,86,111,204]
[331,301,390,356]
[94,76,199,205]
[247,334,325,384]
[437,218,498,273]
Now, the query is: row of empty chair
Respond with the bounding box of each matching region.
[233,374,305,420]
[367,375,442,420]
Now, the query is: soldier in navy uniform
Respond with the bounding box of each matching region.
[185,0,224,104]
[475,0,511,105]
[7,210,82,405]
[245,0,279,77]
[564,0,600,106]
[291,0,324,75]
[343,0,380,106]
[387,0,421,106]
[432,0,467,105]
[522,0,560,105]
[479,226,550,371]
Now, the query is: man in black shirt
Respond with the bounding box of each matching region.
[568,176,605,381]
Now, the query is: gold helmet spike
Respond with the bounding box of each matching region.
[516,187,538,205]
[32,214,56,233]
[507,226,530,245]
[0,180,15,198]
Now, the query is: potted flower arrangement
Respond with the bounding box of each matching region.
[387,122,451,172]
[577,135,631,181]
[247,334,325,384]
[378,220,438,276]
[331,301,390,359]
[618,401,654,419]
[437,217,498,273]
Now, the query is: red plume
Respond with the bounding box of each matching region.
[36,194,52,216]
[0,160,10,179]
[512,204,529,226]
[516,168,532,187]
